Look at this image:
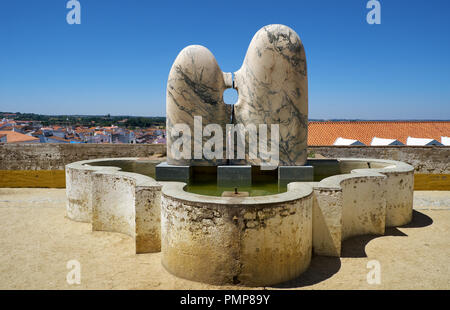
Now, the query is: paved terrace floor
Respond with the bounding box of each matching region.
[0,188,449,290]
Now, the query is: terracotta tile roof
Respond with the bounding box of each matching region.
[308,121,450,146]
[0,130,40,143]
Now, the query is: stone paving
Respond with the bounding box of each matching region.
[0,188,449,289]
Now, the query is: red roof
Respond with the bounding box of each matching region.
[308,121,450,146]
[0,131,40,143]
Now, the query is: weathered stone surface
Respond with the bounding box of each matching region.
[234,24,308,166]
[307,158,414,257]
[217,165,251,187]
[278,165,314,185]
[165,24,308,167]
[66,165,97,222]
[311,188,343,257]
[64,157,416,284]
[309,145,450,174]
[166,45,231,166]
[155,162,191,182]
[91,172,137,238]
[381,171,415,227]
[161,182,313,286]
[135,183,162,253]
[0,143,165,170]
[65,158,162,253]
[1,144,448,175]
[340,174,387,240]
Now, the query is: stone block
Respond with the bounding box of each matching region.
[278,165,314,185]
[155,162,191,182]
[217,165,251,187]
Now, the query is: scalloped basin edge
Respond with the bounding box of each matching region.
[65,157,414,286]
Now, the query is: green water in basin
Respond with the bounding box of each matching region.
[87,159,345,197]
[185,180,288,197]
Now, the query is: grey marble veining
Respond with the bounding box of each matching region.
[166,25,308,167]
[234,24,308,166]
[166,45,231,166]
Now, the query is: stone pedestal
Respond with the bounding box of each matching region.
[217,165,251,187]
[155,162,191,182]
[278,166,314,186]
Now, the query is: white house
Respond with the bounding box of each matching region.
[333,137,365,146]
[371,137,404,146]
[441,136,450,146]
[406,137,443,146]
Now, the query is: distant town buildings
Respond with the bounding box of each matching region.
[0,118,449,146]
[0,118,165,144]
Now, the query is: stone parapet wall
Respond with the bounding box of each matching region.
[0,143,165,170]
[0,144,448,190]
[0,144,447,173]
[310,145,449,174]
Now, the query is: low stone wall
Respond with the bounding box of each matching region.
[0,143,166,170]
[0,144,447,189]
[0,144,447,173]
[310,145,449,174]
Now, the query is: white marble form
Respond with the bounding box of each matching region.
[234,24,308,166]
[166,45,232,166]
[166,24,308,167]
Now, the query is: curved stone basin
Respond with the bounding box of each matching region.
[161,181,313,286]
[65,157,414,286]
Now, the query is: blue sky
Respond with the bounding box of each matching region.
[0,0,449,119]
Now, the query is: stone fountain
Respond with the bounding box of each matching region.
[65,24,414,286]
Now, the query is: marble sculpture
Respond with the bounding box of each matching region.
[166,24,308,167]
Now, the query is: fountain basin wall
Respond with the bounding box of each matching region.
[65,157,414,286]
[161,182,313,286]
[66,158,162,253]
[310,158,414,257]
